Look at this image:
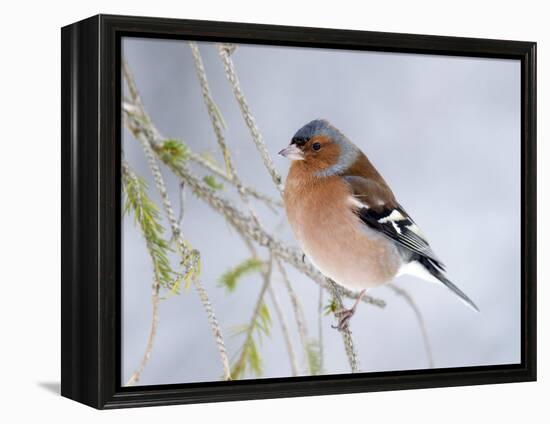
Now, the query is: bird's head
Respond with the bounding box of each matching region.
[278,119,360,177]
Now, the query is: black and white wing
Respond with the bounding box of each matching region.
[343,175,444,270]
[344,175,479,312]
[357,202,445,271]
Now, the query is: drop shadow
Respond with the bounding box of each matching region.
[37,381,61,395]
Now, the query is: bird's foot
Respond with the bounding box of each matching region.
[331,289,366,332]
[332,308,356,331]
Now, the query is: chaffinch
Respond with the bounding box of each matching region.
[279,119,479,330]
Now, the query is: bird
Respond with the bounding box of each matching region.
[278,119,479,331]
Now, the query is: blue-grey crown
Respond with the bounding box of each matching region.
[291,119,342,145]
[291,119,360,177]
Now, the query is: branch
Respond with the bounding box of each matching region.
[276,260,313,374]
[123,59,144,110]
[189,43,264,233]
[267,285,299,376]
[125,284,160,386]
[187,149,282,209]
[137,129,196,270]
[190,42,235,179]
[176,181,186,228]
[317,284,325,373]
[123,100,281,210]
[387,283,434,368]
[326,278,360,373]
[189,42,282,210]
[217,44,284,194]
[194,277,233,380]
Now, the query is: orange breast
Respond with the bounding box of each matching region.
[284,172,402,290]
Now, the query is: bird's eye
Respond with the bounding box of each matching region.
[312,142,321,151]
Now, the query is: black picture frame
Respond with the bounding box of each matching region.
[61,14,537,409]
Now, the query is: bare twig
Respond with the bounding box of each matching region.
[217,44,284,194]
[176,182,186,228]
[123,59,144,110]
[326,278,360,373]
[124,58,280,210]
[387,283,434,368]
[189,43,282,211]
[190,42,237,179]
[125,284,160,386]
[190,42,265,231]
[138,134,194,266]
[276,260,311,374]
[194,278,233,380]
[188,149,282,209]
[268,284,299,376]
[318,284,325,372]
[124,101,281,210]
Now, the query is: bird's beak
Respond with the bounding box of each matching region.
[278,144,304,161]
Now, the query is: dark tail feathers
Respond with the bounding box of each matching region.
[418,256,480,312]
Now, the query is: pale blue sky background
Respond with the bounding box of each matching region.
[122,37,521,386]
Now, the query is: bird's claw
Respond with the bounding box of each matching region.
[331,307,356,332]
[330,289,366,332]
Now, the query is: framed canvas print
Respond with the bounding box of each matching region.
[61,14,536,409]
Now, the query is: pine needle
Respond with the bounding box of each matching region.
[122,163,178,290]
[219,257,263,292]
[203,175,224,191]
